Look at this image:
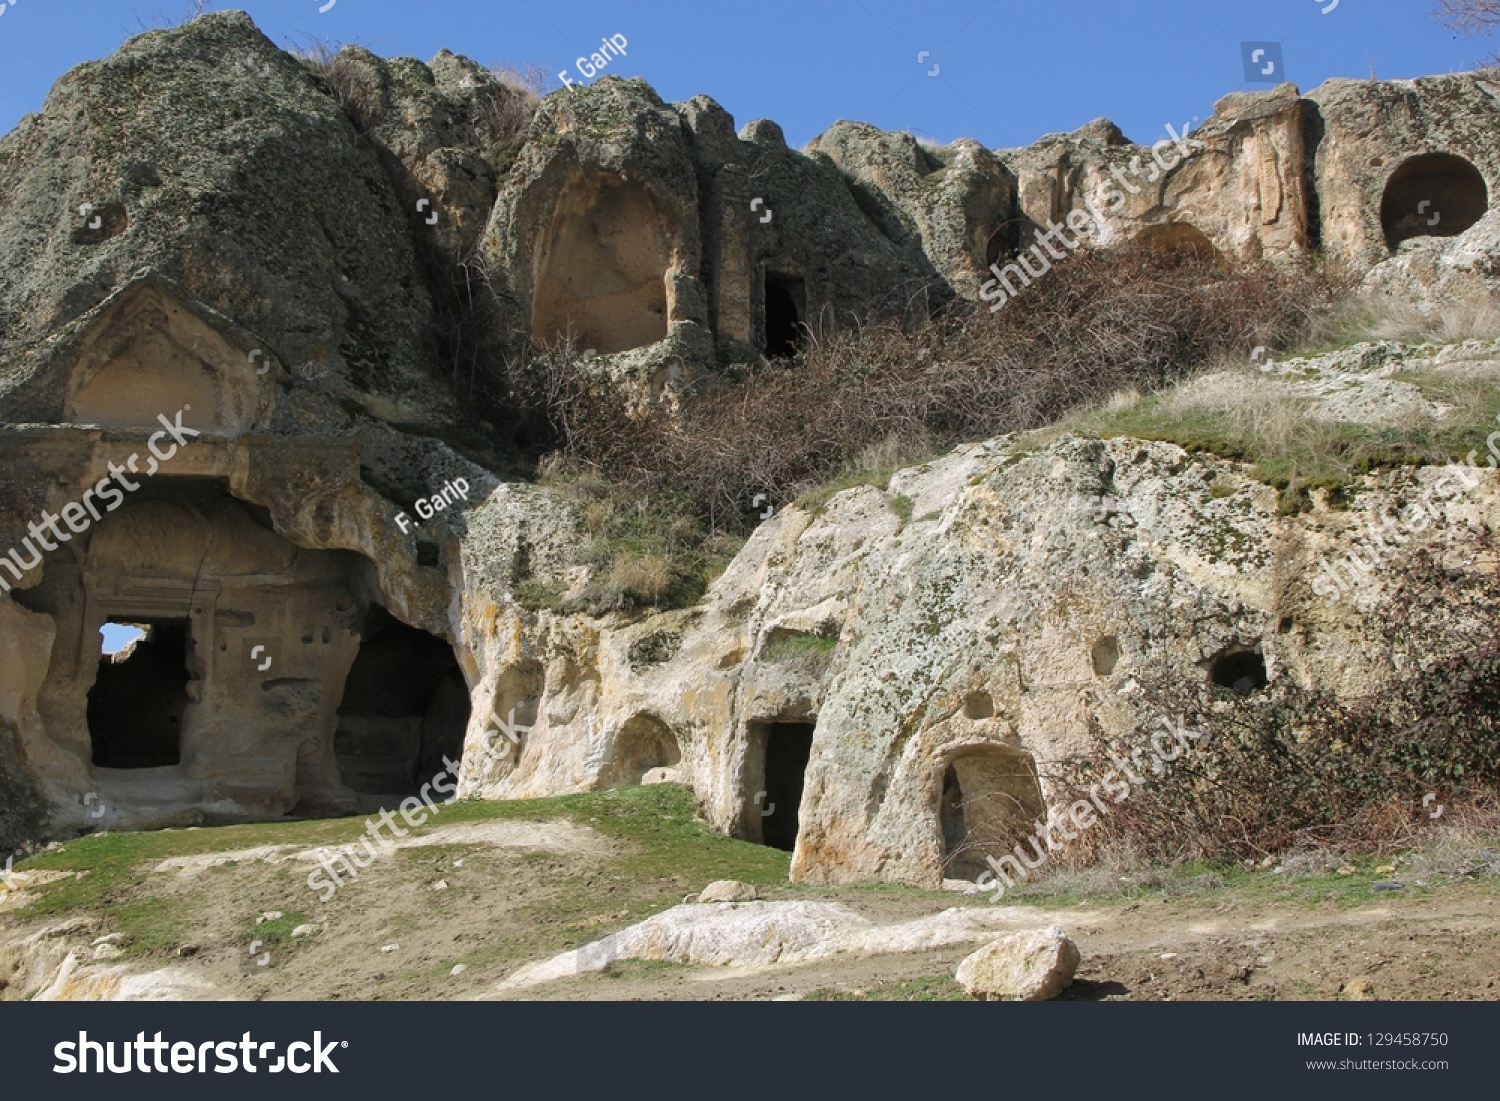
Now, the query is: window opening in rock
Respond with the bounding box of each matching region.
[1208,646,1267,695]
[1091,635,1121,677]
[88,618,189,768]
[963,692,994,720]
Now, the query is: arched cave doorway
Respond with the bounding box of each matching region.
[938,746,1046,881]
[334,607,470,801]
[1381,153,1489,249]
[600,714,682,788]
[1130,222,1220,264]
[88,618,190,769]
[763,273,806,359]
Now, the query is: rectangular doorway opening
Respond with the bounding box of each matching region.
[88,618,190,768]
[749,720,815,851]
[762,272,806,359]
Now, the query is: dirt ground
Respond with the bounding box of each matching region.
[4,789,1499,1002]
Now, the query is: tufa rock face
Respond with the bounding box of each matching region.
[1002,84,1310,264]
[3,11,1500,877]
[1307,72,1500,273]
[0,10,452,430]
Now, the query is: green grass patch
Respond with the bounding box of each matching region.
[795,469,893,513]
[805,974,967,1001]
[1058,364,1500,502]
[11,786,791,966]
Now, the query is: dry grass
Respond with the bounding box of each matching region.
[1309,288,1500,348]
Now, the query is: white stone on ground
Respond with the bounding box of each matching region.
[954,926,1080,1001]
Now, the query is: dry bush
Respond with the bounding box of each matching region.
[1048,531,1500,864]
[130,0,211,30]
[477,65,545,153]
[504,245,1340,532]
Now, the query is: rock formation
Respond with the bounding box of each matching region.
[2,11,1499,894]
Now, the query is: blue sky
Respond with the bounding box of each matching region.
[0,1,1495,148]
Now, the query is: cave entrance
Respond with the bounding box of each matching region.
[1381,153,1489,249]
[748,720,814,850]
[88,618,190,769]
[333,607,470,802]
[938,747,1045,881]
[1130,222,1220,264]
[763,273,806,359]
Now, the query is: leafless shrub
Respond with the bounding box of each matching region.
[1434,0,1500,62]
[1047,531,1500,864]
[505,246,1340,532]
[1436,0,1500,34]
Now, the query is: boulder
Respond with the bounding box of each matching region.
[955,926,1080,1001]
[697,879,758,903]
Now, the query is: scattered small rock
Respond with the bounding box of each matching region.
[1159,952,1179,960]
[291,925,318,939]
[955,926,1080,1001]
[91,933,124,947]
[1337,866,1357,876]
[450,964,467,976]
[431,880,448,892]
[1375,865,1396,875]
[697,880,759,904]
[1341,977,1378,1001]
[176,944,199,959]
[1372,881,1406,892]
[91,943,124,961]
[379,943,400,953]
[256,911,284,924]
